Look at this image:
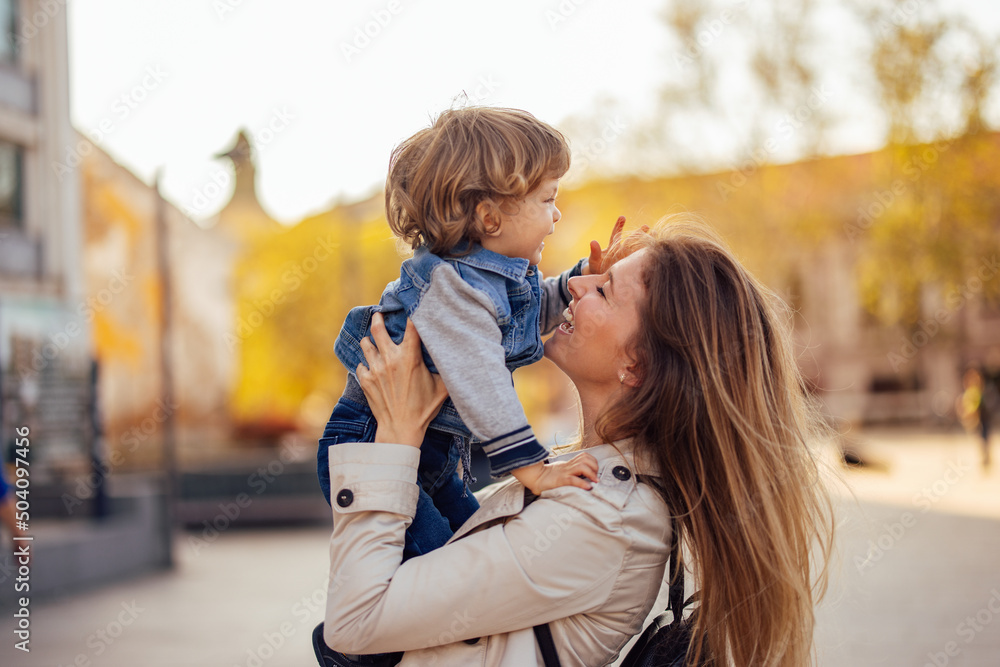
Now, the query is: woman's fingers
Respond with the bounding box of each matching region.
[353,313,447,447]
[401,318,423,355]
[359,334,386,375]
[368,311,394,351]
[355,360,372,389]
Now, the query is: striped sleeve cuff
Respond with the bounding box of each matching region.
[481,426,550,477]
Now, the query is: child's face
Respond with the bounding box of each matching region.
[483,178,561,266]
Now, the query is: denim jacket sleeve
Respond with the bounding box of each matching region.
[322,442,648,657]
[409,263,549,476]
[538,258,587,336]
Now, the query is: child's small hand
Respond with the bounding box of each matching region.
[584,216,627,275]
[585,216,651,275]
[512,453,600,495]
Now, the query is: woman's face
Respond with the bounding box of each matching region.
[545,248,648,387]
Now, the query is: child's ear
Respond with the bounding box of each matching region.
[476,201,503,237]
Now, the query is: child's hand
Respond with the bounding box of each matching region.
[584,216,627,275]
[512,453,600,495]
[584,216,653,275]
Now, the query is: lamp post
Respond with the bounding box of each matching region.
[154,169,177,568]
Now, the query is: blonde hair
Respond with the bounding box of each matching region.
[385,107,570,255]
[599,218,835,666]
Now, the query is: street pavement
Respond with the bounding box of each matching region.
[816,429,1000,667]
[1,429,998,667]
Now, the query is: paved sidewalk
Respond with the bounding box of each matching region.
[816,429,1000,667]
[0,526,333,667]
[0,429,998,666]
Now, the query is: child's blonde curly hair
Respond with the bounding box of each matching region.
[385,107,570,256]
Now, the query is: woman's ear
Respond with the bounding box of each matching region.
[476,201,502,237]
[620,363,642,388]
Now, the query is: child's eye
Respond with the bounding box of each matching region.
[596,285,606,297]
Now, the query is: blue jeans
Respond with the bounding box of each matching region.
[316,394,480,560]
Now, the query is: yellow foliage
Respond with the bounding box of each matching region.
[229,202,403,427]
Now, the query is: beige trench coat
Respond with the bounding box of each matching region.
[323,441,671,667]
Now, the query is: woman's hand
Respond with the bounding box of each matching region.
[356,313,448,447]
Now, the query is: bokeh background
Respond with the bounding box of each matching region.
[1,0,1000,665]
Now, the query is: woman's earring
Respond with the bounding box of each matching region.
[619,371,626,384]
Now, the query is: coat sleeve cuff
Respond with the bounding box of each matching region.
[327,442,421,517]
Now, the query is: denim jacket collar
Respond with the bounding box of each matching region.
[432,243,532,282]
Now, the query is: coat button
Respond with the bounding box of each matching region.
[612,466,631,481]
[464,637,480,645]
[336,489,354,507]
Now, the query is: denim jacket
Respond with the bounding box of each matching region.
[334,244,584,476]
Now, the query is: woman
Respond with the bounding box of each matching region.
[319,219,834,666]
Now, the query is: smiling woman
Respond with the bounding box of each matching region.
[546,249,647,398]
[316,216,835,667]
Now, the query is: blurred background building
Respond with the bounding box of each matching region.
[0,0,87,473]
[0,0,170,599]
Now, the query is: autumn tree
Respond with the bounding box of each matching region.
[848,0,1000,325]
[571,0,1000,326]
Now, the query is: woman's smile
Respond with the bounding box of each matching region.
[558,305,575,334]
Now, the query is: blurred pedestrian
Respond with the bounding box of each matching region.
[0,464,27,544]
[957,368,993,470]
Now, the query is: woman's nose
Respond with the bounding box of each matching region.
[567,273,594,299]
[567,275,582,299]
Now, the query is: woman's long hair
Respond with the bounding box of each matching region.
[596,217,835,666]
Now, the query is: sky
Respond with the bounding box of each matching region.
[66,0,1000,225]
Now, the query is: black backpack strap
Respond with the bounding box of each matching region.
[532,623,562,667]
[636,474,685,622]
[667,521,685,623]
[527,492,564,666]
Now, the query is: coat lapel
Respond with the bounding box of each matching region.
[447,479,526,544]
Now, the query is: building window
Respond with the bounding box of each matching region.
[0,141,24,229]
[0,0,17,65]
